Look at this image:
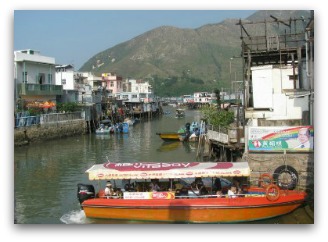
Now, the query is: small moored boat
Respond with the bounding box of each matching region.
[175,109,185,118]
[77,161,307,223]
[156,122,200,142]
[95,123,114,135]
[156,132,183,142]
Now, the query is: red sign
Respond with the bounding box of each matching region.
[104,162,199,171]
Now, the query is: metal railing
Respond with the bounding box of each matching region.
[15,111,85,128]
[40,111,84,124]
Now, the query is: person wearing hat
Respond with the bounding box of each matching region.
[104,181,115,198]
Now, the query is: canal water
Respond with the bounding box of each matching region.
[14,106,313,224]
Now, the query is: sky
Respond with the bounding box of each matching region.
[2,0,328,241]
[14,10,257,70]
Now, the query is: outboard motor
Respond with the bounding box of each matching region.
[77,183,95,206]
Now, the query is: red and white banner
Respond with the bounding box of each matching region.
[86,161,250,180]
[123,192,175,200]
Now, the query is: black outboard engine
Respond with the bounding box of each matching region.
[77,183,95,206]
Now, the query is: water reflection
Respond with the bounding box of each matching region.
[157,141,181,152]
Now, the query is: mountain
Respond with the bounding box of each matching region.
[79,10,311,96]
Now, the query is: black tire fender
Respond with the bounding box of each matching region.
[273,165,298,190]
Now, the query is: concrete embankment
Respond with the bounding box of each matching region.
[244,152,314,190]
[14,120,87,146]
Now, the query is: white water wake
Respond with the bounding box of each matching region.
[60,210,90,224]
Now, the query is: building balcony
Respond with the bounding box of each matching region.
[17,83,63,96]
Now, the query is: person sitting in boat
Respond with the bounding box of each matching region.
[123,179,135,192]
[193,177,208,196]
[191,177,201,190]
[232,178,241,193]
[104,181,116,198]
[149,179,160,192]
[228,185,238,198]
[194,128,200,136]
[192,177,203,188]
[114,187,123,198]
[213,178,222,194]
[216,190,224,198]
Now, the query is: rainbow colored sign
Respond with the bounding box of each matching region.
[248,126,314,152]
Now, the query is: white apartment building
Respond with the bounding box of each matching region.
[55,64,75,90]
[117,79,153,103]
[14,49,61,106]
[193,92,215,104]
[15,49,56,85]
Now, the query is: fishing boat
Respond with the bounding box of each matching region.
[77,161,307,223]
[175,108,185,118]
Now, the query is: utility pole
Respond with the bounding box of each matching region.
[229,58,233,99]
[229,58,233,88]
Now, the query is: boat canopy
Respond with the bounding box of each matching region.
[86,161,251,180]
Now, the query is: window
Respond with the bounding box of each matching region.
[38,73,45,85]
[289,75,298,81]
[48,74,53,84]
[22,72,28,83]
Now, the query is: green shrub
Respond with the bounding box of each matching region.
[201,105,234,129]
[56,102,79,112]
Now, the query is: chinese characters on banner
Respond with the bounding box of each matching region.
[248,126,314,152]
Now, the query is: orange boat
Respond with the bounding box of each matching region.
[77,161,307,223]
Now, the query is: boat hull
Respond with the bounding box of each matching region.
[157,132,184,142]
[82,192,306,223]
[95,130,111,135]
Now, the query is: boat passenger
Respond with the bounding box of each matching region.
[194,128,200,136]
[216,190,224,198]
[114,188,123,198]
[228,185,238,198]
[213,178,222,194]
[149,179,160,192]
[194,177,204,189]
[194,177,208,196]
[104,181,116,198]
[232,178,242,193]
[123,179,135,192]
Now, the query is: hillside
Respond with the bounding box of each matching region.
[79,10,311,96]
